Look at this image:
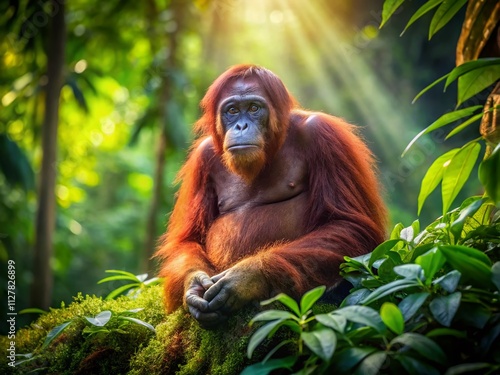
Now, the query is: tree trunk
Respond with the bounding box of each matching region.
[30,0,66,310]
[141,0,184,272]
[142,123,168,273]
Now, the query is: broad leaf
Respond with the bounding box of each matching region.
[380,0,405,28]
[398,292,430,322]
[390,222,405,239]
[429,0,468,39]
[42,321,72,349]
[368,239,401,267]
[439,247,493,288]
[341,288,371,306]
[240,356,296,375]
[301,328,336,362]
[85,311,112,327]
[247,319,287,358]
[433,270,461,293]
[118,316,155,332]
[251,310,297,323]
[353,352,387,375]
[315,313,347,332]
[416,247,445,282]
[479,143,500,204]
[401,0,443,35]
[457,64,500,106]
[492,262,500,291]
[380,302,404,334]
[390,332,446,363]
[397,355,440,375]
[445,363,494,375]
[332,347,377,373]
[361,279,420,305]
[445,113,484,140]
[445,58,500,89]
[429,292,461,326]
[418,149,460,214]
[402,107,481,157]
[439,244,491,266]
[450,197,486,238]
[261,293,300,316]
[300,285,326,315]
[393,264,424,280]
[442,142,481,215]
[336,305,386,333]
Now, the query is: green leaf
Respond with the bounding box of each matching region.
[458,64,500,106]
[412,74,449,104]
[479,143,500,204]
[445,112,484,140]
[400,225,414,242]
[439,244,491,266]
[390,332,447,363]
[425,327,466,338]
[247,319,287,358]
[450,197,486,238]
[336,306,386,333]
[445,363,493,375]
[19,308,46,315]
[105,283,139,300]
[368,239,402,267]
[341,288,371,307]
[442,142,482,215]
[301,328,337,362]
[42,321,72,349]
[401,0,443,35]
[397,355,440,375]
[380,0,405,28]
[354,352,387,375]
[300,286,326,315]
[429,292,461,326]
[393,264,424,280]
[241,356,297,375]
[332,347,377,373]
[492,262,500,291]
[361,279,421,305]
[402,106,481,157]
[85,310,112,327]
[380,302,404,334]
[118,316,155,332]
[418,149,460,215]
[261,294,300,316]
[251,310,297,323]
[315,313,347,332]
[390,223,405,239]
[433,270,461,293]
[429,0,467,39]
[416,247,445,282]
[117,308,144,316]
[98,275,141,284]
[104,269,140,278]
[398,292,430,322]
[445,58,500,89]
[439,246,493,288]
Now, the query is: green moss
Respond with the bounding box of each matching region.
[1,286,312,374]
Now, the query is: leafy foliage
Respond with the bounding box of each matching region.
[243,2,500,373]
[244,198,500,374]
[98,270,161,299]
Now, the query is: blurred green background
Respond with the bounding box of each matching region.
[0,0,482,330]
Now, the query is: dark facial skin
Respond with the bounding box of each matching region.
[220,80,269,155]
